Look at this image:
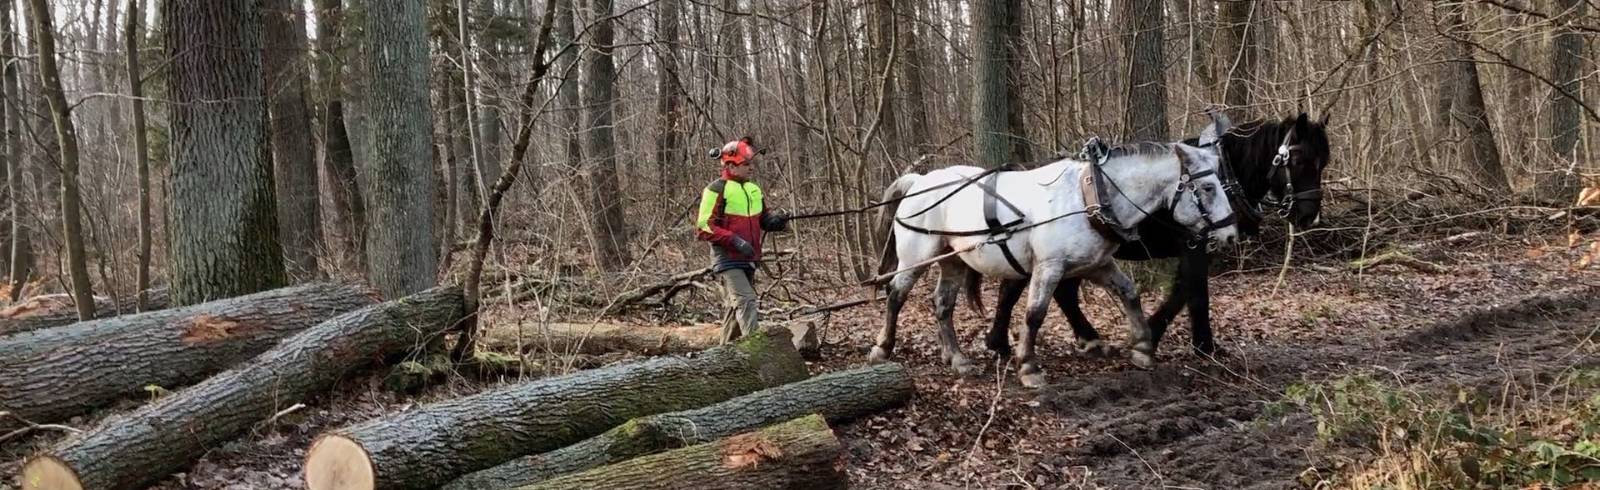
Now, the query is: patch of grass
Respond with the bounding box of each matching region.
[1278,371,1600,489]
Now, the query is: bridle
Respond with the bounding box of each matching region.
[1174,146,1237,249]
[1262,130,1323,218]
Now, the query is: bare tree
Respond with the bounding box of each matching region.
[653,0,688,193]
[1539,0,1585,198]
[355,0,438,297]
[164,0,286,305]
[2,0,28,303]
[1440,1,1509,192]
[26,0,97,319]
[582,0,633,271]
[263,0,321,278]
[124,0,151,309]
[1124,0,1168,141]
[315,0,365,271]
[971,0,1022,167]
[1216,0,1257,119]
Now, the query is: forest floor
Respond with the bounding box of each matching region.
[4,225,1597,489]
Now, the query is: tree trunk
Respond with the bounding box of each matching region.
[900,0,930,155]
[1123,0,1167,141]
[165,0,287,306]
[356,0,437,297]
[20,288,463,490]
[1215,0,1256,119]
[581,0,632,271]
[263,0,322,279]
[2,0,28,304]
[1440,1,1508,193]
[446,363,912,489]
[868,0,901,159]
[25,0,96,321]
[314,0,364,271]
[0,283,376,430]
[123,0,152,311]
[487,322,722,355]
[515,415,846,490]
[302,329,810,490]
[653,0,686,194]
[972,0,1017,167]
[1002,0,1029,163]
[555,0,582,196]
[1538,0,1585,199]
[0,288,169,335]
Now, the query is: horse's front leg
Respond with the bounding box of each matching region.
[932,260,977,375]
[1181,249,1220,356]
[870,264,928,364]
[1087,264,1156,368]
[985,278,1028,359]
[1146,261,1189,348]
[1052,278,1106,355]
[1018,261,1066,388]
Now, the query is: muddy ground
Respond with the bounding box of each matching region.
[3,230,1597,489]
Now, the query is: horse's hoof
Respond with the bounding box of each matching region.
[1018,367,1048,388]
[1129,350,1155,369]
[868,346,893,364]
[1077,339,1107,357]
[952,356,979,377]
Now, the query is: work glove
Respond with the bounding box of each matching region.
[763,211,791,232]
[730,237,756,257]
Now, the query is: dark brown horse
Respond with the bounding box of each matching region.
[985,112,1333,360]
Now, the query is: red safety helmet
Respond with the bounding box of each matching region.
[711,136,759,166]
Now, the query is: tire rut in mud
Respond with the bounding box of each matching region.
[1041,285,1600,489]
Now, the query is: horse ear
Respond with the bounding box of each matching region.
[1317,113,1330,127]
[1198,111,1230,147]
[1295,112,1310,128]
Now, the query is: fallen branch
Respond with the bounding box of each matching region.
[786,295,883,318]
[1350,250,1448,274]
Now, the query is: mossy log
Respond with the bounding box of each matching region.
[487,322,722,355]
[514,414,846,490]
[0,288,171,336]
[18,288,465,490]
[447,363,912,489]
[0,283,376,431]
[302,328,810,490]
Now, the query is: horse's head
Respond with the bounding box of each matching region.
[1171,143,1239,248]
[1271,113,1332,228]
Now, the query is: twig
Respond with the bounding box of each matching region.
[1108,433,1166,486]
[964,358,1009,469]
[0,410,82,445]
[785,295,884,318]
[1270,224,1296,298]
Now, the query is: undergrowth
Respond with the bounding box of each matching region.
[1271,370,1600,489]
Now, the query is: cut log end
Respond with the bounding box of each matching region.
[305,435,376,490]
[20,455,84,490]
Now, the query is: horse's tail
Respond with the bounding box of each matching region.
[875,173,921,276]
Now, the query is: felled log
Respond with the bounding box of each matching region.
[0,283,376,430]
[0,288,171,336]
[446,363,912,489]
[486,322,722,355]
[302,328,811,490]
[18,288,465,490]
[514,414,846,490]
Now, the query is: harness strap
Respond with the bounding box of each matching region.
[1079,164,1139,243]
[894,217,1023,237]
[980,172,1029,276]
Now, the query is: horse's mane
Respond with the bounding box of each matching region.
[1103,141,1176,160]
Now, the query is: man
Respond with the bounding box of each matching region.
[695,137,788,343]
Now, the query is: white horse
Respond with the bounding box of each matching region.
[871,121,1239,388]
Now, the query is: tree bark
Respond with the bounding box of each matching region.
[20,288,463,490]
[1,0,28,304]
[314,0,364,271]
[1215,0,1256,120]
[302,329,810,490]
[971,0,1016,168]
[446,363,912,489]
[514,415,847,490]
[123,0,152,311]
[581,0,632,271]
[900,0,930,155]
[868,0,901,159]
[1539,0,1585,199]
[653,0,687,193]
[356,0,438,297]
[0,283,376,429]
[1123,0,1168,141]
[0,288,169,335]
[25,0,96,321]
[555,0,582,196]
[485,322,819,357]
[263,0,322,279]
[165,0,287,306]
[1440,1,1509,192]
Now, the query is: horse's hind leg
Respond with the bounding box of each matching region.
[1018,262,1065,388]
[1087,264,1156,368]
[870,265,927,364]
[934,260,977,376]
[1052,278,1105,355]
[985,278,1028,358]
